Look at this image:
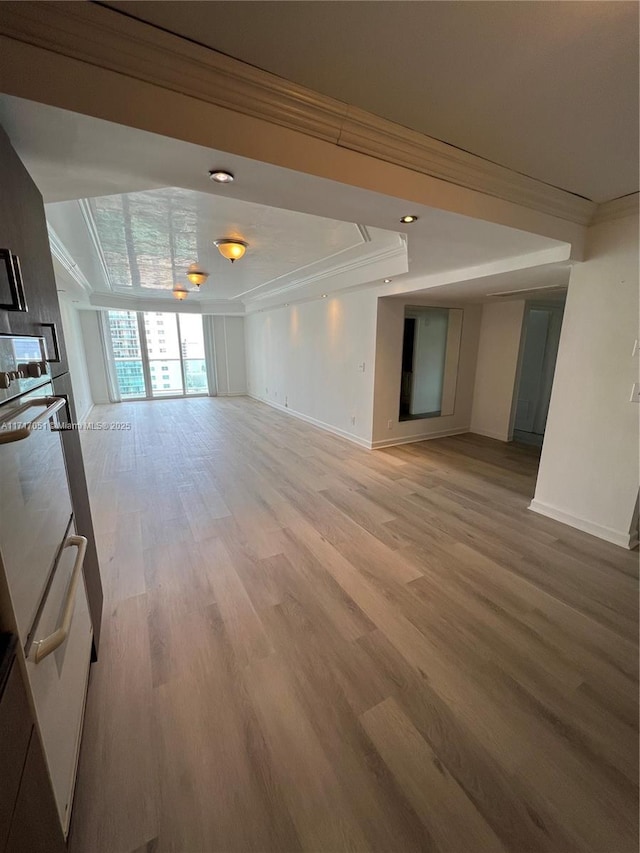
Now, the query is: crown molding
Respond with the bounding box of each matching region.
[0,1,347,142]
[88,290,244,315]
[234,222,369,300]
[591,193,639,226]
[338,108,595,226]
[255,242,407,301]
[77,198,113,289]
[0,1,596,226]
[47,224,92,292]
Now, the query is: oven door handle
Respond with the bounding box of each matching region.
[0,396,67,445]
[30,535,88,665]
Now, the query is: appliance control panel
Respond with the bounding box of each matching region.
[0,335,51,404]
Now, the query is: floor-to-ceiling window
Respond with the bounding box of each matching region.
[107,310,208,400]
[178,313,208,395]
[108,310,147,399]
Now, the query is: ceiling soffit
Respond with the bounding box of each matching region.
[0,1,596,226]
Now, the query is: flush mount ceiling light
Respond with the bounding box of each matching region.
[209,170,234,184]
[214,239,248,263]
[172,284,188,301]
[400,215,419,224]
[186,265,209,287]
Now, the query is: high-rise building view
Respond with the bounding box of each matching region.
[108,310,208,398]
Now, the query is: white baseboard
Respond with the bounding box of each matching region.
[529,499,636,550]
[248,394,372,448]
[216,391,247,397]
[371,426,470,449]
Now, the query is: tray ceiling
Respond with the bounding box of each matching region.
[46,187,406,307]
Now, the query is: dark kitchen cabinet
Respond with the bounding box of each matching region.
[0,640,65,853]
[0,124,102,649]
[0,126,67,376]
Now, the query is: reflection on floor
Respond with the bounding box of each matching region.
[70,397,638,853]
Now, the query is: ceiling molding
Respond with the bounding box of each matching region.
[251,240,407,301]
[0,2,596,227]
[338,108,595,226]
[88,290,244,315]
[0,1,347,142]
[47,224,92,292]
[78,198,113,289]
[233,222,369,300]
[591,193,639,226]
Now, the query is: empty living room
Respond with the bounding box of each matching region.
[0,2,637,852]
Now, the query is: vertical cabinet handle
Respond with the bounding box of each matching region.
[39,322,61,363]
[0,249,28,312]
[30,535,88,664]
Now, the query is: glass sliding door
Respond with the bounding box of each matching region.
[143,312,184,397]
[106,310,208,400]
[107,310,147,399]
[178,314,208,395]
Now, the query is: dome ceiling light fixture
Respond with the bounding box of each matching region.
[214,239,248,263]
[172,284,189,301]
[209,170,235,184]
[186,264,209,287]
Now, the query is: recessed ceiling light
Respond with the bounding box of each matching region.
[400,215,418,224]
[321,294,327,298]
[284,303,289,306]
[384,278,392,283]
[209,170,234,184]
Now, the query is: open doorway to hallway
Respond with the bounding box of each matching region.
[513,298,566,447]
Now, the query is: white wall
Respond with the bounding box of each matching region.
[470,300,525,441]
[531,213,639,548]
[58,295,94,420]
[80,310,111,405]
[372,297,481,447]
[211,315,247,396]
[245,290,378,445]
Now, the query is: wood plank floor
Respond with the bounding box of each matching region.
[69,397,639,853]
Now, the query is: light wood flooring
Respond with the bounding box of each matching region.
[69,397,638,853]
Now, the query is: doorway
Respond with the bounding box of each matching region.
[513,301,565,446]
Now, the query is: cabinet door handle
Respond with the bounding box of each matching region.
[40,322,61,363]
[30,535,87,664]
[0,396,66,445]
[0,249,28,312]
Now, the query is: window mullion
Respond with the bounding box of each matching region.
[137,311,153,399]
[177,313,187,396]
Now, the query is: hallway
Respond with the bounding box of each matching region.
[70,397,638,853]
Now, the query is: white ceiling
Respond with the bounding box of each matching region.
[106,0,639,203]
[47,187,405,304]
[0,95,571,311]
